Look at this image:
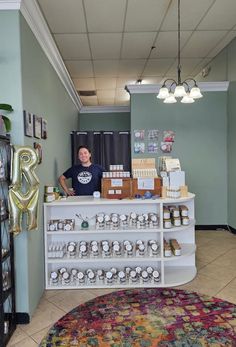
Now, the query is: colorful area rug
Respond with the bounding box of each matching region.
[40,288,236,347]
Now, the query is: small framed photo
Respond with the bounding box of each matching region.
[23,111,33,137]
[41,118,47,139]
[33,115,42,139]
[34,142,42,164]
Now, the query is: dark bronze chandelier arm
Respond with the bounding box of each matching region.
[162,79,176,87]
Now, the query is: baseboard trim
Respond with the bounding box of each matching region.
[16,312,30,324]
[228,225,236,234]
[195,225,229,230]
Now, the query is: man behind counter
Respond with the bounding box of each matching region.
[59,145,103,196]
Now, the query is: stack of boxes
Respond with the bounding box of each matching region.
[101,165,131,199]
[159,157,188,198]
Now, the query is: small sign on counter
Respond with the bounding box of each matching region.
[137,178,154,190]
[111,179,123,187]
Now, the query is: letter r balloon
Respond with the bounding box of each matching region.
[9,146,40,235]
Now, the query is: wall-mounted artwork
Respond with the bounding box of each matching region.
[33,115,42,139]
[41,118,48,139]
[34,142,42,164]
[23,111,33,137]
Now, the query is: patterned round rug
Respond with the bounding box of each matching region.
[40,288,236,347]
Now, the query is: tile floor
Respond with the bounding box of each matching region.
[7,230,236,347]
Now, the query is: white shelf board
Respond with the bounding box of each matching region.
[46,255,162,263]
[46,282,162,290]
[44,193,195,207]
[164,266,197,287]
[47,227,161,235]
[163,244,196,261]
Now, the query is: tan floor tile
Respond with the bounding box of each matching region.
[20,299,65,336]
[215,278,236,304]
[178,273,229,297]
[199,262,236,282]
[212,249,236,267]
[31,325,52,344]
[43,290,59,299]
[7,327,28,346]
[8,336,38,347]
[196,260,207,270]
[47,289,97,312]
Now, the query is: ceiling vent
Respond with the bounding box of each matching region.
[78,90,97,96]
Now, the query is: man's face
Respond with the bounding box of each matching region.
[78,148,91,164]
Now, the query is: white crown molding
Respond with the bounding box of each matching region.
[16,0,82,111]
[80,105,130,114]
[198,81,229,91]
[126,81,229,94]
[0,0,21,9]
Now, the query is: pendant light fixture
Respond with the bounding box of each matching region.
[157,0,203,104]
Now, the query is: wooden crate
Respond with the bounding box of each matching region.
[131,178,161,198]
[101,178,131,199]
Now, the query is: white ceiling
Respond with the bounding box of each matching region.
[37,0,236,107]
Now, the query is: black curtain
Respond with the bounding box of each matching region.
[71,131,131,171]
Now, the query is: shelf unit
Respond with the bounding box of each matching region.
[44,193,196,290]
[0,135,16,347]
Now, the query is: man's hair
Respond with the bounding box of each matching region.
[77,145,91,155]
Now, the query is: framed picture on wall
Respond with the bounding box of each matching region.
[34,142,42,164]
[23,110,33,137]
[41,118,48,139]
[33,115,42,139]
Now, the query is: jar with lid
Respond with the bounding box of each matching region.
[163,218,172,229]
[182,216,190,225]
[172,216,181,227]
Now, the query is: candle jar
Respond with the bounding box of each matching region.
[118,270,126,283]
[77,271,85,284]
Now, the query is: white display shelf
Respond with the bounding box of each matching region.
[163,266,197,287]
[44,193,196,289]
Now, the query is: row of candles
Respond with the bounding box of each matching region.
[95,212,159,230]
[48,239,160,259]
[50,265,161,286]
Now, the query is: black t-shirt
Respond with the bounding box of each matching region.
[63,164,103,196]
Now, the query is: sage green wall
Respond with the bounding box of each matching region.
[196,37,236,228]
[227,83,236,228]
[19,14,78,316]
[0,11,24,141]
[79,112,130,131]
[131,93,227,225]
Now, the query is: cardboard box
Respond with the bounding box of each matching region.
[101,178,131,199]
[131,177,161,198]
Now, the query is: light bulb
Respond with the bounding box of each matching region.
[164,93,177,104]
[189,87,203,99]
[157,87,169,99]
[174,85,187,98]
[181,93,195,103]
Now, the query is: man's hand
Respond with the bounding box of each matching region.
[66,188,75,196]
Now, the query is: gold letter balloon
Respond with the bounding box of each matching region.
[9,146,40,235]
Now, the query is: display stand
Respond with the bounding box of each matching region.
[44,193,196,290]
[0,135,16,347]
